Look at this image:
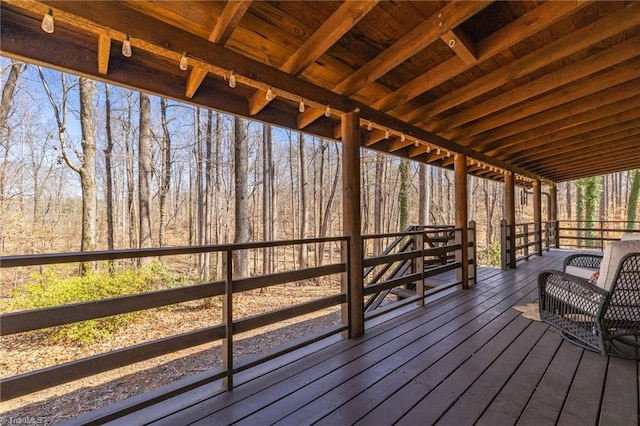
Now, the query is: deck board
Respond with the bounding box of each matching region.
[81,250,640,426]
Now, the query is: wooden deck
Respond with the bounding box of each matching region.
[74,250,639,425]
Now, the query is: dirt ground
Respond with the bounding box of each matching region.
[0,285,343,425]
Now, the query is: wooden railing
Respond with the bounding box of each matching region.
[362,223,477,319]
[555,220,640,249]
[0,237,349,401]
[501,220,556,270]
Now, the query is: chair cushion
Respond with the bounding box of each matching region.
[596,240,640,291]
[565,265,598,280]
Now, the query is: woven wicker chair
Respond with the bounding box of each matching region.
[539,241,640,359]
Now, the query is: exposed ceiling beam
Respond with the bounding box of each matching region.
[480,96,640,155]
[462,79,640,148]
[408,2,640,127]
[296,0,493,129]
[185,0,252,98]
[493,108,640,160]
[440,28,476,64]
[208,1,252,44]
[432,35,640,132]
[249,0,379,115]
[97,33,110,75]
[371,1,590,114]
[447,61,640,141]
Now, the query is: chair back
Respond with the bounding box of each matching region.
[603,253,640,324]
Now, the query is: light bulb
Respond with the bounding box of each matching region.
[426,146,431,153]
[122,35,132,57]
[436,148,441,155]
[446,151,451,157]
[229,71,236,88]
[384,129,390,139]
[298,99,305,113]
[41,9,54,34]
[324,105,331,117]
[266,86,274,101]
[367,120,372,131]
[179,52,188,71]
[414,139,419,147]
[401,133,406,142]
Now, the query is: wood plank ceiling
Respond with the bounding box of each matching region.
[1,1,639,185]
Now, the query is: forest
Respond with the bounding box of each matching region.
[1,58,640,284]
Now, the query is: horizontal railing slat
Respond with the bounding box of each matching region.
[363,273,422,296]
[0,324,226,400]
[1,281,225,335]
[233,294,346,334]
[234,264,345,293]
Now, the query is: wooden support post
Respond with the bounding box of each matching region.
[454,154,469,289]
[342,111,364,338]
[222,250,233,389]
[550,184,559,247]
[468,220,477,285]
[504,171,516,269]
[533,179,543,256]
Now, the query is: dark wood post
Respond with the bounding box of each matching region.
[550,183,559,247]
[454,154,469,289]
[533,179,543,256]
[504,171,516,269]
[342,111,364,338]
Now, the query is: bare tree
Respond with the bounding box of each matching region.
[104,84,115,254]
[234,116,250,278]
[138,93,152,264]
[158,98,172,248]
[298,133,308,268]
[38,71,97,272]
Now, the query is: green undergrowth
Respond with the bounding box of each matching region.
[6,262,187,344]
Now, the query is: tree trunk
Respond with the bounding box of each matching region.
[0,61,26,209]
[138,93,152,264]
[373,153,385,254]
[233,117,250,278]
[78,77,97,272]
[298,133,308,268]
[317,142,340,270]
[398,158,409,230]
[263,123,272,274]
[418,163,429,226]
[565,181,572,220]
[202,110,214,279]
[159,98,172,248]
[104,84,115,256]
[627,170,640,229]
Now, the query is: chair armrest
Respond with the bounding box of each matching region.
[538,270,608,317]
[563,253,603,271]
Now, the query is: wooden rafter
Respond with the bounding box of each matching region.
[463,79,640,148]
[186,0,252,98]
[447,62,640,141]
[249,1,379,115]
[413,2,640,129]
[97,32,110,75]
[432,35,640,132]
[441,28,476,64]
[296,0,493,129]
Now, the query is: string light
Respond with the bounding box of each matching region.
[414,138,419,147]
[41,9,54,34]
[299,99,305,113]
[436,148,441,155]
[401,133,406,142]
[229,71,236,88]
[446,151,451,157]
[367,120,373,131]
[324,104,331,117]
[122,35,132,58]
[179,52,188,71]
[384,129,390,139]
[266,86,274,101]
[426,146,431,153]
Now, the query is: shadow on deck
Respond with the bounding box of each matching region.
[69,250,639,425]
